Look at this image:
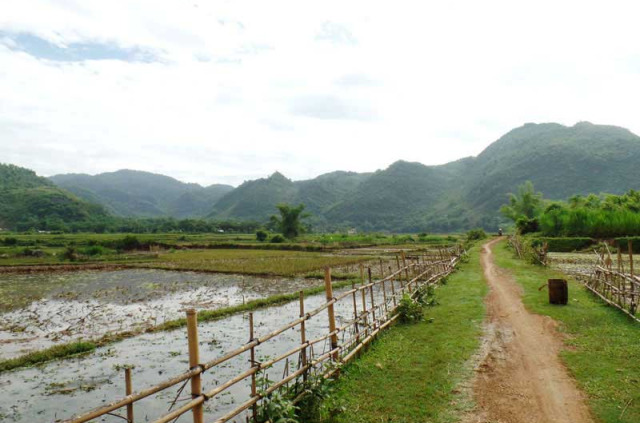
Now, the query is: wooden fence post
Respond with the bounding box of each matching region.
[389,266,397,306]
[630,241,637,313]
[360,264,368,335]
[325,268,339,361]
[249,313,258,420]
[350,280,360,342]
[401,251,411,292]
[368,268,376,329]
[629,240,634,276]
[299,291,308,381]
[379,258,384,279]
[125,368,133,423]
[186,309,204,423]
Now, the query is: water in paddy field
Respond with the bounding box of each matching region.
[0,281,398,423]
[0,269,322,359]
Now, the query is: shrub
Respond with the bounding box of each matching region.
[466,228,487,241]
[3,237,18,246]
[82,245,105,256]
[256,230,268,242]
[414,285,438,307]
[61,246,77,261]
[534,237,594,252]
[116,235,140,251]
[397,294,424,324]
[516,217,539,234]
[270,234,285,243]
[21,247,45,257]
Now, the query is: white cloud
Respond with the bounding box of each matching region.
[1,0,640,186]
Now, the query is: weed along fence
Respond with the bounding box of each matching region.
[588,240,639,322]
[62,247,462,423]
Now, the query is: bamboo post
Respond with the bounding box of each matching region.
[324,268,339,361]
[630,241,637,313]
[629,240,634,276]
[249,313,258,419]
[379,258,384,279]
[389,266,397,306]
[401,251,411,292]
[186,310,204,423]
[350,280,359,342]
[381,276,388,316]
[368,268,376,328]
[299,292,307,380]
[617,246,623,273]
[125,368,133,423]
[360,264,368,334]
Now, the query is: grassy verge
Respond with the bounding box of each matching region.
[493,241,640,423]
[0,279,357,374]
[320,246,487,423]
[0,342,96,372]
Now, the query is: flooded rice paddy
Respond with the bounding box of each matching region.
[0,269,321,359]
[0,282,394,423]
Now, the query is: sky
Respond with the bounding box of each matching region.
[1,0,640,187]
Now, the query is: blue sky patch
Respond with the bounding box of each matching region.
[0,32,157,62]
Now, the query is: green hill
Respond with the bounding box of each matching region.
[0,164,108,231]
[50,170,233,218]
[208,122,640,232]
[40,121,640,233]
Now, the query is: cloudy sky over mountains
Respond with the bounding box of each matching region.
[1,0,640,186]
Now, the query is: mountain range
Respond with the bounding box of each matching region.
[3,121,640,232]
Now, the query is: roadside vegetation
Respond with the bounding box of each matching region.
[317,246,487,423]
[495,241,640,422]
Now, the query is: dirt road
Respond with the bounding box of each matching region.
[466,238,594,423]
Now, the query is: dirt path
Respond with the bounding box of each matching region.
[466,238,594,423]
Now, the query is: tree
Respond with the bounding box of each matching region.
[270,203,309,239]
[500,181,543,221]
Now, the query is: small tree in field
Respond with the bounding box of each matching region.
[270,203,309,239]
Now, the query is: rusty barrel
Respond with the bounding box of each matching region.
[548,279,568,305]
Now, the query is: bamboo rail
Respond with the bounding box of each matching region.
[62,246,462,423]
[585,242,639,322]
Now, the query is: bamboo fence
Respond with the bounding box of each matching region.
[60,246,463,423]
[587,240,639,322]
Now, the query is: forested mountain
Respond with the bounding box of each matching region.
[0,164,107,231]
[29,121,640,232]
[50,170,233,218]
[208,122,640,231]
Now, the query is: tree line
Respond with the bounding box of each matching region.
[501,182,640,238]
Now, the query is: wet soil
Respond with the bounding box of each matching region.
[465,239,594,423]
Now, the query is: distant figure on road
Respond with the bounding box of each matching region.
[498,228,503,236]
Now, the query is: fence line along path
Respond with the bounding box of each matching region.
[588,240,639,322]
[62,246,463,423]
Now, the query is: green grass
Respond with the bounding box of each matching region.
[138,249,370,276]
[320,246,487,423]
[493,241,640,423]
[0,342,96,372]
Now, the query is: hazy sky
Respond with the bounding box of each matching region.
[2,1,640,186]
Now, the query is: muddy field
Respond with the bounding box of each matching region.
[0,269,322,359]
[547,252,634,278]
[0,282,394,423]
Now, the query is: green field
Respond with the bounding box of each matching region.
[138,249,370,277]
